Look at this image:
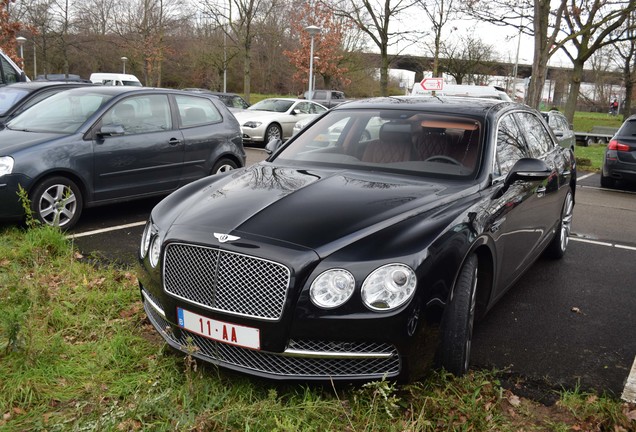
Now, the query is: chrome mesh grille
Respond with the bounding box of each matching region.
[143,295,401,379]
[163,243,290,320]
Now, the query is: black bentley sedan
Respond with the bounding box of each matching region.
[0,86,245,229]
[138,96,576,381]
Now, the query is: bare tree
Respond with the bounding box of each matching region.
[440,33,495,85]
[417,0,459,77]
[464,0,567,109]
[198,0,280,103]
[559,0,635,122]
[614,11,636,119]
[326,0,419,96]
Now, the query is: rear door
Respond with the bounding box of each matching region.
[174,94,226,184]
[92,94,185,201]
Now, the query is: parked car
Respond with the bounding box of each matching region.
[233,98,327,146]
[183,89,250,112]
[541,110,575,152]
[304,89,351,108]
[0,81,93,125]
[0,86,245,229]
[138,96,576,381]
[601,114,636,188]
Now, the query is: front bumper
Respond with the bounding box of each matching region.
[141,284,402,380]
[0,174,30,220]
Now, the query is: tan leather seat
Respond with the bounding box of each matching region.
[361,123,412,163]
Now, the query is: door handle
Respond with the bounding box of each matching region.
[169,138,182,146]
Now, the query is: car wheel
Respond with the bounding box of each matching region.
[585,137,593,147]
[30,176,83,229]
[544,188,574,259]
[600,173,615,189]
[265,124,282,143]
[211,158,238,175]
[439,254,478,375]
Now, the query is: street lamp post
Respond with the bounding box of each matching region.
[121,57,128,74]
[16,36,26,69]
[313,56,319,93]
[304,25,322,101]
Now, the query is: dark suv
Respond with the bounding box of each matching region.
[601,115,636,188]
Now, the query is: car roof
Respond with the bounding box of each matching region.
[1,81,92,90]
[333,96,511,117]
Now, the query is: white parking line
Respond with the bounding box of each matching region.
[577,172,595,181]
[66,221,146,239]
[622,357,636,403]
[569,237,636,251]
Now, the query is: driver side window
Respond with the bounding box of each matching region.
[494,114,529,178]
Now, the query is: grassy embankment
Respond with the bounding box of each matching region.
[572,112,623,172]
[1,223,634,430]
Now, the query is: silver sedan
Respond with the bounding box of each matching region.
[234,98,327,146]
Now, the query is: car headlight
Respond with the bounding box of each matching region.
[243,121,262,128]
[310,269,355,309]
[149,235,161,268]
[361,264,417,311]
[0,156,14,176]
[139,219,154,259]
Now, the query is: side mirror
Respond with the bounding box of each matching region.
[504,158,551,186]
[98,124,125,137]
[265,138,283,154]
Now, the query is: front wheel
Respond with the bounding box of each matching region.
[264,124,282,144]
[30,176,83,229]
[544,188,574,259]
[439,254,478,375]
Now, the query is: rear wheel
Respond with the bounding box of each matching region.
[439,254,478,375]
[30,176,83,229]
[211,157,238,175]
[544,188,573,259]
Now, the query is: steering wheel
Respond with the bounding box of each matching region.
[424,155,461,166]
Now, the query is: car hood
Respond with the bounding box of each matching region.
[0,128,71,153]
[233,110,287,122]
[159,163,475,255]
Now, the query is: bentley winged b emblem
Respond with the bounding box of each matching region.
[214,233,241,243]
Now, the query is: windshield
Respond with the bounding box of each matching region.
[6,90,115,133]
[275,109,483,178]
[0,87,29,115]
[249,99,294,113]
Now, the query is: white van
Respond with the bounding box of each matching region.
[411,83,511,101]
[1,49,29,85]
[89,73,142,86]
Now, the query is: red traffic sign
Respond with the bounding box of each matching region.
[419,77,444,91]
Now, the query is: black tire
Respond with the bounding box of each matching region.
[265,124,282,144]
[600,173,615,189]
[211,157,238,175]
[439,254,478,375]
[544,188,574,259]
[585,137,593,147]
[30,176,83,229]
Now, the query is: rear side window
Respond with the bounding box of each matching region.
[618,119,636,136]
[514,112,554,158]
[175,95,222,127]
[1,54,20,85]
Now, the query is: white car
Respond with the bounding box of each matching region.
[234,98,327,146]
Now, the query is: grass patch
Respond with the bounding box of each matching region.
[575,144,606,172]
[572,112,623,133]
[0,225,634,431]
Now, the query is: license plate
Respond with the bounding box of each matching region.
[177,307,260,350]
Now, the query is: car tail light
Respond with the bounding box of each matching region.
[608,140,630,151]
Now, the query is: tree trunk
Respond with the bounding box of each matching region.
[243,47,251,103]
[380,47,389,96]
[563,60,584,122]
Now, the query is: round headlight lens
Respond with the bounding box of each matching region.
[140,220,153,259]
[310,269,355,309]
[149,235,161,268]
[361,264,417,311]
